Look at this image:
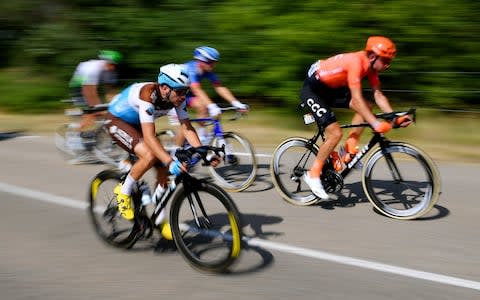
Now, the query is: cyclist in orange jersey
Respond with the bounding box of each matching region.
[300,36,412,199]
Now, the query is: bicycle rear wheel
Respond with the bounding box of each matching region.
[93,126,129,166]
[210,132,257,192]
[170,179,243,272]
[88,169,139,248]
[362,142,442,220]
[270,137,319,205]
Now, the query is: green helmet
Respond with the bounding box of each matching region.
[98,50,122,64]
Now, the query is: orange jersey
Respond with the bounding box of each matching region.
[310,51,380,89]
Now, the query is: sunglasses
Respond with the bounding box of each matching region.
[380,57,392,66]
[174,88,190,96]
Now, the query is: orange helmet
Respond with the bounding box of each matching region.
[365,36,396,59]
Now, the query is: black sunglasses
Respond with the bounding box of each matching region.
[174,88,190,96]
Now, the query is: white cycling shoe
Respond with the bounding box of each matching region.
[302,171,329,200]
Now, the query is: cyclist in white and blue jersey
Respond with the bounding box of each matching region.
[105,64,216,220]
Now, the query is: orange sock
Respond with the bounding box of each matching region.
[309,160,324,178]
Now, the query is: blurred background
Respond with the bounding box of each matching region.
[1,0,479,113]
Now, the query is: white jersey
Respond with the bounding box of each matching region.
[69,59,108,88]
[108,82,189,126]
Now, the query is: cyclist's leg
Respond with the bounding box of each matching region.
[188,96,210,140]
[104,114,156,219]
[300,78,343,199]
[341,100,373,162]
[172,96,202,147]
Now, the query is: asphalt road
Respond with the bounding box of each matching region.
[1,135,479,300]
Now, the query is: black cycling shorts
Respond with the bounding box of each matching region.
[300,75,351,127]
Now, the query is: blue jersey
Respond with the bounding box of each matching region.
[183,60,220,104]
[183,60,220,86]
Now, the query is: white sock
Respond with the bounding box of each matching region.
[121,174,136,195]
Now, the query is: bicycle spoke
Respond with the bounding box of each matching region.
[171,182,242,272]
[362,143,440,219]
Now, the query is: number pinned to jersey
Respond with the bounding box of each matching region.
[303,113,315,125]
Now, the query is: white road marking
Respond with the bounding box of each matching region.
[1,181,479,291]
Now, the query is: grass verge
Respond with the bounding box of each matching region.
[1,107,479,163]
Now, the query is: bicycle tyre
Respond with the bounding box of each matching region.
[169,180,243,272]
[270,137,319,206]
[93,126,129,166]
[54,124,88,162]
[88,169,139,248]
[210,132,257,192]
[362,142,442,220]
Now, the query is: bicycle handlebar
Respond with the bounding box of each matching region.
[375,107,416,122]
[61,98,109,114]
[174,145,225,166]
[340,108,416,129]
[83,103,109,113]
[220,106,247,121]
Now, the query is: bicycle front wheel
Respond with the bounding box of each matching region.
[362,142,442,220]
[210,132,257,192]
[170,180,243,272]
[88,169,138,248]
[270,137,319,206]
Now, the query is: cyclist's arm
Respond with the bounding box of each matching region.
[214,85,237,103]
[191,84,215,106]
[137,86,173,165]
[179,119,202,148]
[141,121,173,165]
[349,87,378,125]
[372,86,393,113]
[82,84,102,106]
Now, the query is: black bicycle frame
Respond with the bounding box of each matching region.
[311,122,393,179]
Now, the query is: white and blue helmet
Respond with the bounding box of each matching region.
[193,46,220,62]
[157,64,190,89]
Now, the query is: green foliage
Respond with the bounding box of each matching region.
[1,0,479,112]
[0,68,65,113]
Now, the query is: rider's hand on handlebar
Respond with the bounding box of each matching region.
[207,103,222,117]
[208,155,222,167]
[394,115,412,128]
[231,100,249,112]
[372,120,392,133]
[168,159,186,176]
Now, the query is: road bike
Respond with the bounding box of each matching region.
[87,145,243,272]
[54,99,127,165]
[158,107,257,192]
[270,108,442,220]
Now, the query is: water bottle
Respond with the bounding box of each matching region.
[139,182,151,206]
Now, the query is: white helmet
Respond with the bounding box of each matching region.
[157,64,190,89]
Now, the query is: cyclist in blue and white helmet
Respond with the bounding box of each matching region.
[170,46,249,158]
[193,46,220,63]
[105,63,219,221]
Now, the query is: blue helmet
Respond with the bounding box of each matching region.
[193,46,220,62]
[157,64,190,89]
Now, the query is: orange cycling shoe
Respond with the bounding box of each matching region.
[341,137,359,164]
